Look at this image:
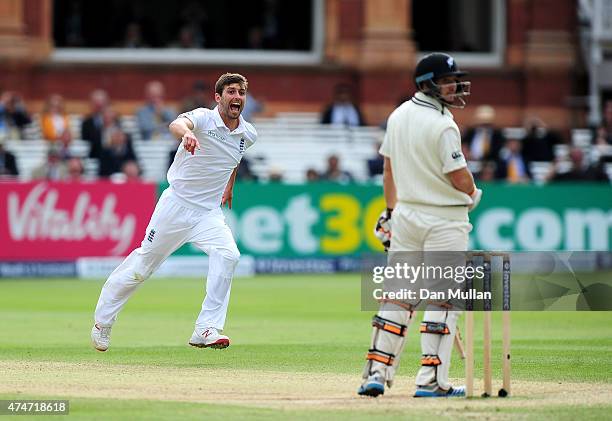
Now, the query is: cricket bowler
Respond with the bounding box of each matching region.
[91,73,257,351]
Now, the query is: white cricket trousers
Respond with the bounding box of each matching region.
[94,188,240,331]
[391,203,472,390]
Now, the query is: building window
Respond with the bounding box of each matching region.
[411,0,505,66]
[51,0,323,65]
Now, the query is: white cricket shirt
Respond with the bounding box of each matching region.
[167,107,257,210]
[380,92,470,221]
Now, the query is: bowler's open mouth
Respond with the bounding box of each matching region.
[230,102,241,112]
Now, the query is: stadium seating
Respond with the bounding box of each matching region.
[133,140,175,181]
[5,139,99,180]
[4,112,611,184]
[250,115,383,183]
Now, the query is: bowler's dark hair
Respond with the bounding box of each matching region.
[215,73,248,95]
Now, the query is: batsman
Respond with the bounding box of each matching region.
[358,53,482,398]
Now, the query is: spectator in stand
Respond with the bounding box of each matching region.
[64,0,84,46]
[260,0,281,48]
[322,154,354,183]
[54,128,73,161]
[81,89,110,159]
[41,94,72,145]
[320,84,366,127]
[268,165,283,183]
[305,168,320,182]
[591,157,612,181]
[548,147,604,182]
[0,91,32,140]
[65,157,85,182]
[109,159,142,184]
[123,22,147,48]
[463,105,505,162]
[170,24,203,48]
[100,107,124,145]
[121,160,142,182]
[99,126,137,177]
[477,161,497,182]
[594,126,611,147]
[594,100,612,145]
[31,147,68,181]
[247,26,265,49]
[0,140,18,177]
[495,138,531,183]
[136,81,176,140]
[366,142,384,179]
[180,80,213,113]
[521,116,562,163]
[241,93,265,121]
[178,1,207,47]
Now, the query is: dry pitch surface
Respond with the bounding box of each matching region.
[3,361,611,413]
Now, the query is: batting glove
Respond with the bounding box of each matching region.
[374,208,393,251]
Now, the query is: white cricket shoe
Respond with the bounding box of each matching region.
[189,327,230,349]
[91,323,112,352]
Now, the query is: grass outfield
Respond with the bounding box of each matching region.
[1,274,611,420]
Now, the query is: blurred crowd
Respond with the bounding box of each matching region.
[461,103,612,184]
[1,82,611,185]
[0,80,268,183]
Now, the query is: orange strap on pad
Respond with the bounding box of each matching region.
[366,348,395,366]
[372,315,408,337]
[421,354,442,366]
